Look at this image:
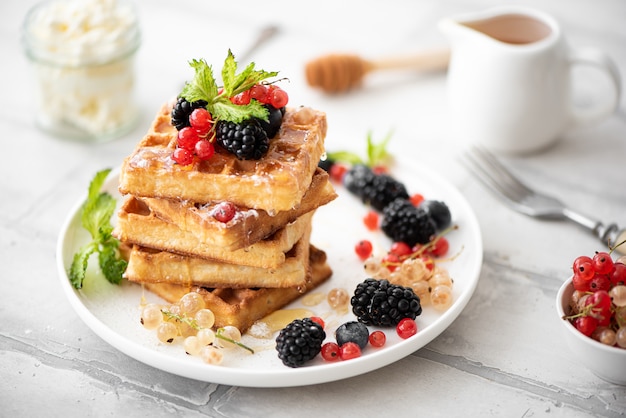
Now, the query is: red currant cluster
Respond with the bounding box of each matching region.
[172,107,215,166]
[172,83,289,166]
[567,251,626,348]
[229,83,288,108]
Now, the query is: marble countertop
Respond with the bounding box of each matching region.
[2,0,625,416]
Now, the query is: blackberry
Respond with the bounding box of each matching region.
[361,173,409,211]
[256,104,284,139]
[351,278,422,327]
[171,97,208,131]
[215,119,269,160]
[381,198,436,246]
[335,321,369,349]
[275,318,326,367]
[343,164,376,197]
[421,200,452,231]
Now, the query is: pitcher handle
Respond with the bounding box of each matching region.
[568,48,622,127]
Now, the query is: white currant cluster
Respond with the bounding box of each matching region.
[140,292,252,365]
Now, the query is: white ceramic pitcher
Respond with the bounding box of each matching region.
[439,7,621,154]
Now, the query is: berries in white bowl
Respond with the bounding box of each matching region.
[556,251,626,385]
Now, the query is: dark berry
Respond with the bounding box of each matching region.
[275,318,326,368]
[171,97,208,131]
[351,278,422,327]
[381,198,436,246]
[335,321,370,349]
[215,119,269,160]
[318,157,335,172]
[420,200,452,231]
[361,173,409,211]
[256,104,284,139]
[343,164,376,197]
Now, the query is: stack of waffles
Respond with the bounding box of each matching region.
[113,103,336,332]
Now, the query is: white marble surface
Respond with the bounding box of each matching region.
[2,0,626,416]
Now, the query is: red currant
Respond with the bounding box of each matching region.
[610,262,626,286]
[421,254,435,271]
[195,140,215,161]
[189,108,213,136]
[574,315,598,337]
[410,193,425,206]
[572,255,594,281]
[592,251,615,275]
[230,90,251,105]
[321,342,341,362]
[428,236,450,258]
[329,163,348,183]
[177,127,200,151]
[372,165,387,175]
[355,240,373,261]
[310,316,325,329]
[368,330,386,348]
[390,242,412,258]
[339,342,361,360]
[589,273,611,292]
[572,273,592,292]
[249,84,269,103]
[172,147,194,165]
[396,318,418,339]
[363,211,379,231]
[213,201,236,223]
[268,86,288,108]
[382,253,401,272]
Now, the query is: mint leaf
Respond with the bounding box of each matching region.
[99,242,126,285]
[69,242,98,289]
[326,131,394,168]
[180,59,219,104]
[366,130,393,168]
[180,51,278,123]
[326,151,364,165]
[68,169,127,289]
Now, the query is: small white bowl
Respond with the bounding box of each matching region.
[556,279,626,385]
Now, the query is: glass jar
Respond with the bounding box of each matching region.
[22,0,141,142]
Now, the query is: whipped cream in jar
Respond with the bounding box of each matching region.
[22,0,141,142]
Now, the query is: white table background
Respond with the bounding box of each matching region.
[1,0,625,416]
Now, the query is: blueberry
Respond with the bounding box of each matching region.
[335,321,369,349]
[421,200,452,231]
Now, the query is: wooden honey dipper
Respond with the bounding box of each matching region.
[305,48,450,94]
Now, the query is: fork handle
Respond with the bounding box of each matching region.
[563,208,626,254]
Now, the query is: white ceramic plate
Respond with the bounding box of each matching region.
[56,159,483,387]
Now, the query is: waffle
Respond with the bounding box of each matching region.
[114,198,313,269]
[142,245,332,332]
[118,103,328,213]
[141,167,337,251]
[125,223,311,288]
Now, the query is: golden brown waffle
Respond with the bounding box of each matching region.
[114,198,313,269]
[118,103,328,213]
[142,245,332,332]
[141,167,336,251]
[125,223,311,288]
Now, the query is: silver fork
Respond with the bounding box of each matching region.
[463,146,626,254]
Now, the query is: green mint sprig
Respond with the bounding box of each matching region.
[327,130,393,168]
[180,50,279,124]
[69,168,127,289]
